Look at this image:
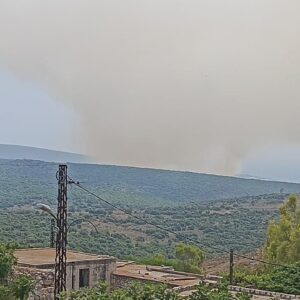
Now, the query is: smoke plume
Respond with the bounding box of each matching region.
[0,0,300,175]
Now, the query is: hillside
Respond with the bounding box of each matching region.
[0,159,299,259]
[1,159,300,206]
[0,144,89,163]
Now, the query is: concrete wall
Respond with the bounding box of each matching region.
[17,259,116,298]
[229,285,300,300]
[66,259,116,290]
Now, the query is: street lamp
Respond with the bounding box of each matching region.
[36,203,99,246]
[36,203,57,219]
[35,203,56,248]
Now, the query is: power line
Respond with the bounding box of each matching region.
[67,176,300,271]
[67,176,228,254]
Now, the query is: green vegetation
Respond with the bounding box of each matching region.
[235,263,300,294]
[1,159,299,207]
[0,243,35,300]
[234,195,300,294]
[59,283,179,300]
[137,244,204,273]
[59,282,250,300]
[2,159,300,296]
[0,193,284,259]
[0,158,293,259]
[175,243,204,272]
[189,282,250,300]
[0,243,16,282]
[2,159,300,297]
[263,195,300,263]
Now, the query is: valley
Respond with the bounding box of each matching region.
[0,159,298,260]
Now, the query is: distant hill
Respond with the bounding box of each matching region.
[0,144,89,163]
[0,158,300,208]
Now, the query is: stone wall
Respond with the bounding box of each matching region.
[112,274,165,290]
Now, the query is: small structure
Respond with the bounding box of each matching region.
[15,248,116,300]
[113,262,203,293]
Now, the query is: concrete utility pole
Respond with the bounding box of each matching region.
[54,165,68,299]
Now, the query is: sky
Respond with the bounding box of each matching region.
[1,0,300,182]
[0,71,77,152]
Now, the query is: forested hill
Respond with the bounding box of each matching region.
[1,158,300,208]
[0,144,89,163]
[1,158,300,257]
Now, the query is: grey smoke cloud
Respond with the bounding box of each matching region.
[0,0,300,175]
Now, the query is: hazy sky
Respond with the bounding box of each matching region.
[1,0,300,180]
[0,71,76,152]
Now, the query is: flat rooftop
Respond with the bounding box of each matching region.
[15,248,115,268]
[114,263,202,287]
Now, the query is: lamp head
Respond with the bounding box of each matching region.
[35,203,56,219]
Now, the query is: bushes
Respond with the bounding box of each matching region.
[235,262,300,294]
[189,282,250,300]
[0,243,35,300]
[59,282,180,300]
[60,282,251,300]
[10,275,36,300]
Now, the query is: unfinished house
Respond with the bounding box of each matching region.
[15,248,117,300]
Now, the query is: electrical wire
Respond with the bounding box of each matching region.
[67,176,300,271]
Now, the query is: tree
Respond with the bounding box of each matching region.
[0,243,35,300]
[263,195,300,264]
[0,243,16,284]
[175,243,204,272]
[137,244,204,273]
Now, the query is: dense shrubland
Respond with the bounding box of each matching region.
[0,193,284,259]
[0,159,297,259]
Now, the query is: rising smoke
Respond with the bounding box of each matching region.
[0,0,300,175]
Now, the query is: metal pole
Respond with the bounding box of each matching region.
[54,165,68,299]
[229,249,234,285]
[50,218,55,248]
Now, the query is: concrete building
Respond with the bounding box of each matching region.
[15,248,116,299]
[113,261,203,293]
